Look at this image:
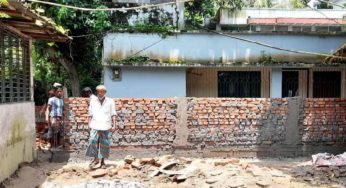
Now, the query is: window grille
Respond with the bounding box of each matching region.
[218,71,261,98]
[282,71,299,97]
[313,71,341,98]
[0,27,31,103]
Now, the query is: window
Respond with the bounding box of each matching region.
[282,71,299,97]
[111,67,121,81]
[218,71,261,98]
[313,71,341,98]
[0,28,31,103]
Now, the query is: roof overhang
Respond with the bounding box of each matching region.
[325,43,346,63]
[0,0,70,42]
[248,18,346,26]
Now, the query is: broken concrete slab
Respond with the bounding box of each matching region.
[175,165,200,180]
[149,170,161,177]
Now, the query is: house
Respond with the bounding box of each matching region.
[102,7,346,98]
[0,1,69,182]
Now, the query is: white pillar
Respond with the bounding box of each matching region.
[271,68,282,98]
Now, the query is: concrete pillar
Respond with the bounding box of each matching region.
[173,97,189,147]
[271,68,282,98]
[176,1,185,30]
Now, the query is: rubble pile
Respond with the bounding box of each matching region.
[38,154,346,188]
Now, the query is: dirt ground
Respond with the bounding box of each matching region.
[1,150,346,188]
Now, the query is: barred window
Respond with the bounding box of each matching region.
[313,71,341,98]
[218,71,261,98]
[0,28,31,103]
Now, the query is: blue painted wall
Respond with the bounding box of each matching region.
[271,68,283,98]
[103,33,346,63]
[104,67,186,98]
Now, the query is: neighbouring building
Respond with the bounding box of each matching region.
[102,8,346,98]
[0,1,68,182]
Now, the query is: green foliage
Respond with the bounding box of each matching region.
[258,51,273,64]
[251,0,272,8]
[184,0,244,26]
[111,24,173,37]
[0,0,9,18]
[217,0,244,9]
[317,2,333,9]
[33,44,70,93]
[290,0,306,8]
[32,0,111,95]
[106,55,188,65]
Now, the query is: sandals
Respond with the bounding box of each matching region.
[89,159,100,169]
[100,162,107,169]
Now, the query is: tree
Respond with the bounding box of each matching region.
[185,0,244,26]
[31,0,110,96]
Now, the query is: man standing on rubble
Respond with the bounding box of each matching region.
[47,84,64,149]
[86,85,117,169]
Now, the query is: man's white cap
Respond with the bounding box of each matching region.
[53,82,62,87]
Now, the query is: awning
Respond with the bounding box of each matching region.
[0,0,70,42]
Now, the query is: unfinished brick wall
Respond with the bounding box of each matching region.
[64,97,346,155]
[300,98,346,145]
[66,98,177,150]
[186,98,288,147]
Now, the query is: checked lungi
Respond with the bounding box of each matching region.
[86,129,112,158]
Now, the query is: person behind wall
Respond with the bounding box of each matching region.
[81,87,97,100]
[86,85,117,169]
[47,86,64,149]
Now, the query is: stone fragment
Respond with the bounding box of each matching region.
[214,160,230,166]
[229,181,244,187]
[90,169,107,178]
[124,155,135,164]
[108,169,118,177]
[140,158,156,165]
[256,180,270,188]
[210,170,223,176]
[229,158,240,164]
[149,170,161,177]
[205,179,218,184]
[248,166,262,177]
[131,159,142,170]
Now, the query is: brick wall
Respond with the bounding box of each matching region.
[187,98,288,147]
[300,98,346,145]
[65,97,346,156]
[66,98,177,150]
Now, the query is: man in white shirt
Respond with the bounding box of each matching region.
[86,85,117,169]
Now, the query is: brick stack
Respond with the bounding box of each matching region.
[66,98,177,150]
[187,98,288,147]
[300,98,346,145]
